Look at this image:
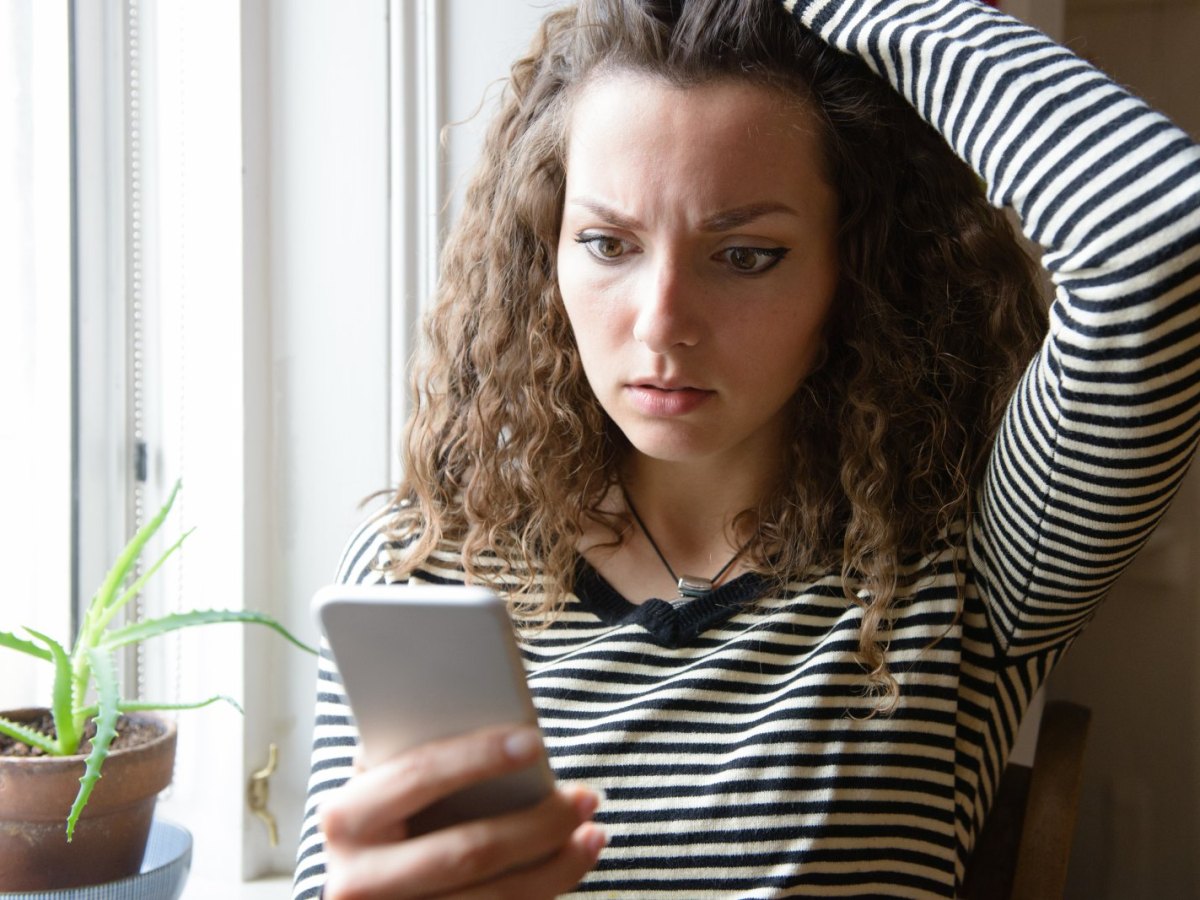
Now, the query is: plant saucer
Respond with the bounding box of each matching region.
[0,819,192,900]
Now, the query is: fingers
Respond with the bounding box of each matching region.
[320,725,605,900]
[451,820,608,900]
[401,785,601,898]
[324,784,604,900]
[321,725,544,845]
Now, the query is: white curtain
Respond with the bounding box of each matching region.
[0,0,72,707]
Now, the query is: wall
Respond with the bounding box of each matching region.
[1046,1,1200,897]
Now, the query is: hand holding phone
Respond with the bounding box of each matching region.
[313,584,606,899]
[318,722,606,900]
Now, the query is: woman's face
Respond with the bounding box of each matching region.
[556,72,839,471]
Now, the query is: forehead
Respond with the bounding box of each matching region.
[562,70,832,213]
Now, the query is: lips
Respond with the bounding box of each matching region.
[625,383,715,416]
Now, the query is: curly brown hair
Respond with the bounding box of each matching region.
[387,0,1047,708]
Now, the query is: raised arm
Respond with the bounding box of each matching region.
[784,0,1200,655]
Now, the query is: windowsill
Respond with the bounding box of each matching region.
[182,875,291,899]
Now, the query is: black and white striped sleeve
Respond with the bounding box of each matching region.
[783,0,1200,655]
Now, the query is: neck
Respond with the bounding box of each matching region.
[623,487,748,597]
[577,446,784,604]
[620,451,778,562]
[624,451,772,535]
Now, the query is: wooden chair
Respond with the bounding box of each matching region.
[961,700,1092,900]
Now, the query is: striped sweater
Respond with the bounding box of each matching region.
[294,0,1200,897]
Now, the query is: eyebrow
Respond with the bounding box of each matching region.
[569,199,646,231]
[700,202,801,232]
[567,197,801,232]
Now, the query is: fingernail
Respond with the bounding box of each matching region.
[574,789,600,818]
[583,824,607,855]
[504,727,541,761]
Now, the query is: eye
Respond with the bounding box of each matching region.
[575,232,634,262]
[719,246,790,274]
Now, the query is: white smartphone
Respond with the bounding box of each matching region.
[312,583,556,835]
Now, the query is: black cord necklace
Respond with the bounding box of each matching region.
[622,488,750,599]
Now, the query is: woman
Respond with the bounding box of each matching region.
[295,0,1200,897]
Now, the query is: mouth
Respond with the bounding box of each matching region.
[629,379,708,392]
[624,382,715,416]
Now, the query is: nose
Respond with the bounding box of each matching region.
[631,254,702,352]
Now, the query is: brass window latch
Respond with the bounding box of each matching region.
[247,743,279,847]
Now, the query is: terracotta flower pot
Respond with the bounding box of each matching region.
[0,709,177,891]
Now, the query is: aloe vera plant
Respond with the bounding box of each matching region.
[0,480,315,839]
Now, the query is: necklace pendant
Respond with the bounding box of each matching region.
[676,575,714,598]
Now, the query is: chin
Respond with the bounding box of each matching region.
[620,426,717,464]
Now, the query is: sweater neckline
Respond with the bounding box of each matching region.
[572,556,772,649]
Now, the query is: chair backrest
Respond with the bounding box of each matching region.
[961,700,1092,900]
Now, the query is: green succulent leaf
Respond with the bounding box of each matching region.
[97,526,194,634]
[0,714,59,755]
[84,479,182,642]
[0,629,54,662]
[100,609,317,656]
[75,693,244,720]
[24,628,78,755]
[66,648,122,841]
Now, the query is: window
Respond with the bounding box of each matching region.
[67,0,395,888]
